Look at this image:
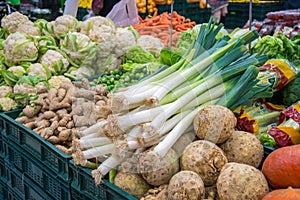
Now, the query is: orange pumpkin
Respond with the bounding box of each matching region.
[262,187,300,200]
[262,144,300,189]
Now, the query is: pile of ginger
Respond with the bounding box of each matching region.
[16,79,109,154]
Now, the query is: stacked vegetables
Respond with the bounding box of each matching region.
[71,19,273,192]
[134,12,196,46]
[0,11,165,111]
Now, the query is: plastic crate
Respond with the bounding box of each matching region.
[70,160,138,200]
[0,110,72,182]
[0,130,4,159]
[3,139,71,200]
[6,162,54,200]
[252,2,284,21]
[0,178,8,200]
[185,3,211,24]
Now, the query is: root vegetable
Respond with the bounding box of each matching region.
[16,116,35,124]
[138,148,180,186]
[180,140,228,186]
[56,109,68,119]
[58,129,72,141]
[58,114,72,126]
[24,121,37,129]
[220,130,264,168]
[114,172,151,199]
[23,105,42,118]
[40,111,56,120]
[193,105,237,144]
[205,185,219,200]
[217,163,269,200]
[167,170,205,200]
[48,135,60,144]
[141,185,168,200]
[55,144,73,154]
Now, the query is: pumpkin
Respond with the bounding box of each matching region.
[262,187,300,200]
[262,144,300,188]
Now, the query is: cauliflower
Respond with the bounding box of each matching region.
[13,82,45,96]
[53,15,79,38]
[113,27,137,57]
[48,75,71,89]
[60,32,97,67]
[137,35,164,58]
[1,12,29,33]
[68,66,95,79]
[4,32,38,65]
[27,63,51,80]
[7,66,26,78]
[40,49,69,75]
[0,86,12,97]
[16,21,41,36]
[80,16,116,58]
[0,97,17,111]
[93,54,122,74]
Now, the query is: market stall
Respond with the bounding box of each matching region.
[0,0,299,199]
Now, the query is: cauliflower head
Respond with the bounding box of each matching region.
[16,21,41,36]
[27,63,51,80]
[1,12,29,33]
[40,49,69,74]
[48,75,71,89]
[113,27,137,57]
[80,16,116,58]
[137,35,164,58]
[13,82,39,96]
[4,32,38,65]
[93,53,122,74]
[0,97,17,111]
[53,15,79,39]
[60,32,97,67]
[7,66,26,78]
[69,65,95,79]
[0,85,12,97]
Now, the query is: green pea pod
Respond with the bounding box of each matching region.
[109,168,117,184]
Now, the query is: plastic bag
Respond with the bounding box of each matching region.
[106,0,139,27]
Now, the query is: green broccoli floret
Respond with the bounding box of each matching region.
[280,73,300,106]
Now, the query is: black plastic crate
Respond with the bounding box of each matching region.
[4,139,71,200]
[252,3,284,21]
[0,178,8,200]
[0,110,72,182]
[6,163,54,200]
[70,160,138,200]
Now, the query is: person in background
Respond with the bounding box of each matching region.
[91,0,120,17]
[207,0,228,24]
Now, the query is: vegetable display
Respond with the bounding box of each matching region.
[1,8,300,200]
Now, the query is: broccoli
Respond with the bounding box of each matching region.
[280,73,300,106]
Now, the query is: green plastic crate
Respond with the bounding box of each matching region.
[0,110,72,182]
[6,162,54,200]
[0,178,8,200]
[3,139,71,200]
[0,130,4,159]
[70,160,138,200]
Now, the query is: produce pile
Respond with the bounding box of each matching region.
[134,12,196,47]
[0,11,165,111]
[1,10,300,200]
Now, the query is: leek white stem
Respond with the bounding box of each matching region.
[92,154,124,185]
[153,108,201,157]
[82,143,115,160]
[79,137,112,150]
[80,120,107,137]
